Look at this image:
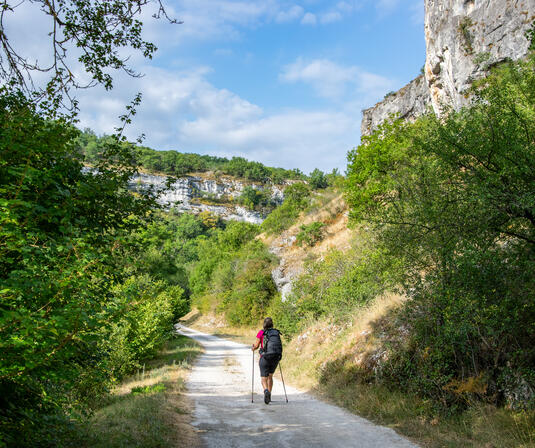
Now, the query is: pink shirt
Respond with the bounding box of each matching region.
[256,330,264,348]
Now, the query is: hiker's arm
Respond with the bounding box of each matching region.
[252,337,261,351]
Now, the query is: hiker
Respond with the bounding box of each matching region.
[251,317,282,404]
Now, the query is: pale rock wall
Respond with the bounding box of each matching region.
[361,0,535,136]
[425,0,535,112]
[129,173,286,224]
[361,75,431,136]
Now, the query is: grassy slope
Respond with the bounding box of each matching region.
[258,189,352,283]
[76,335,203,448]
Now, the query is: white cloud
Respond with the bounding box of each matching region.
[280,58,397,102]
[140,1,317,45]
[319,11,343,24]
[301,12,317,25]
[376,0,401,14]
[276,5,305,23]
[355,71,396,94]
[75,64,367,173]
[281,58,358,98]
[300,1,362,26]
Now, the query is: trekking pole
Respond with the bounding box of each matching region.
[279,363,289,403]
[251,349,254,403]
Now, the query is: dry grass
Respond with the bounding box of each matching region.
[258,190,352,299]
[78,335,203,448]
[279,294,535,448]
[280,293,405,390]
[319,382,535,448]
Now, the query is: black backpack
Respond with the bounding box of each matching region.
[261,328,283,359]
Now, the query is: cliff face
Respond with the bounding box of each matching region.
[361,0,535,136]
[130,173,286,224]
[361,75,431,136]
[425,0,535,112]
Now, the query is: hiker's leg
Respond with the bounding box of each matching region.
[261,376,269,391]
[267,374,273,392]
[259,357,270,391]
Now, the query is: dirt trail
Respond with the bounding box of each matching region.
[177,325,418,448]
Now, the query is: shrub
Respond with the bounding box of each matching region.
[308,168,328,189]
[296,222,326,247]
[224,253,277,326]
[274,239,400,337]
[261,183,310,234]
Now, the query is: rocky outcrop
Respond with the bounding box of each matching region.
[264,194,351,301]
[361,0,535,136]
[130,173,286,224]
[361,76,431,136]
[425,0,535,113]
[269,233,299,301]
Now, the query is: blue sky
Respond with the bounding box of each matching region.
[12,0,426,173]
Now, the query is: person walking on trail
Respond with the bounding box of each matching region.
[251,317,283,404]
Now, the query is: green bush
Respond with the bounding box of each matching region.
[238,185,276,211]
[261,202,301,234]
[267,294,300,336]
[190,227,277,328]
[223,242,277,326]
[104,276,176,372]
[261,183,310,234]
[309,168,328,189]
[272,239,399,337]
[296,222,326,246]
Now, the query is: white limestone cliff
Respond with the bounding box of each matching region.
[361,0,535,136]
[129,173,285,224]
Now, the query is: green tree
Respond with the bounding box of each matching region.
[0,90,160,445]
[309,168,328,189]
[344,56,535,407]
[0,0,178,110]
[261,182,311,234]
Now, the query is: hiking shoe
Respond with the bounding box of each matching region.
[264,389,271,404]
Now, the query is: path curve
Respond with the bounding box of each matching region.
[177,325,418,448]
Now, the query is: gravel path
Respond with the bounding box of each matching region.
[177,325,418,448]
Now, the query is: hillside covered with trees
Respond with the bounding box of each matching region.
[77,129,336,185]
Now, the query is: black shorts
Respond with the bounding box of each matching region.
[259,354,281,377]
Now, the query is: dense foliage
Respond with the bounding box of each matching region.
[295,222,326,247]
[0,91,189,446]
[270,231,400,336]
[189,221,277,326]
[261,182,311,234]
[237,186,277,212]
[308,168,329,189]
[345,56,535,409]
